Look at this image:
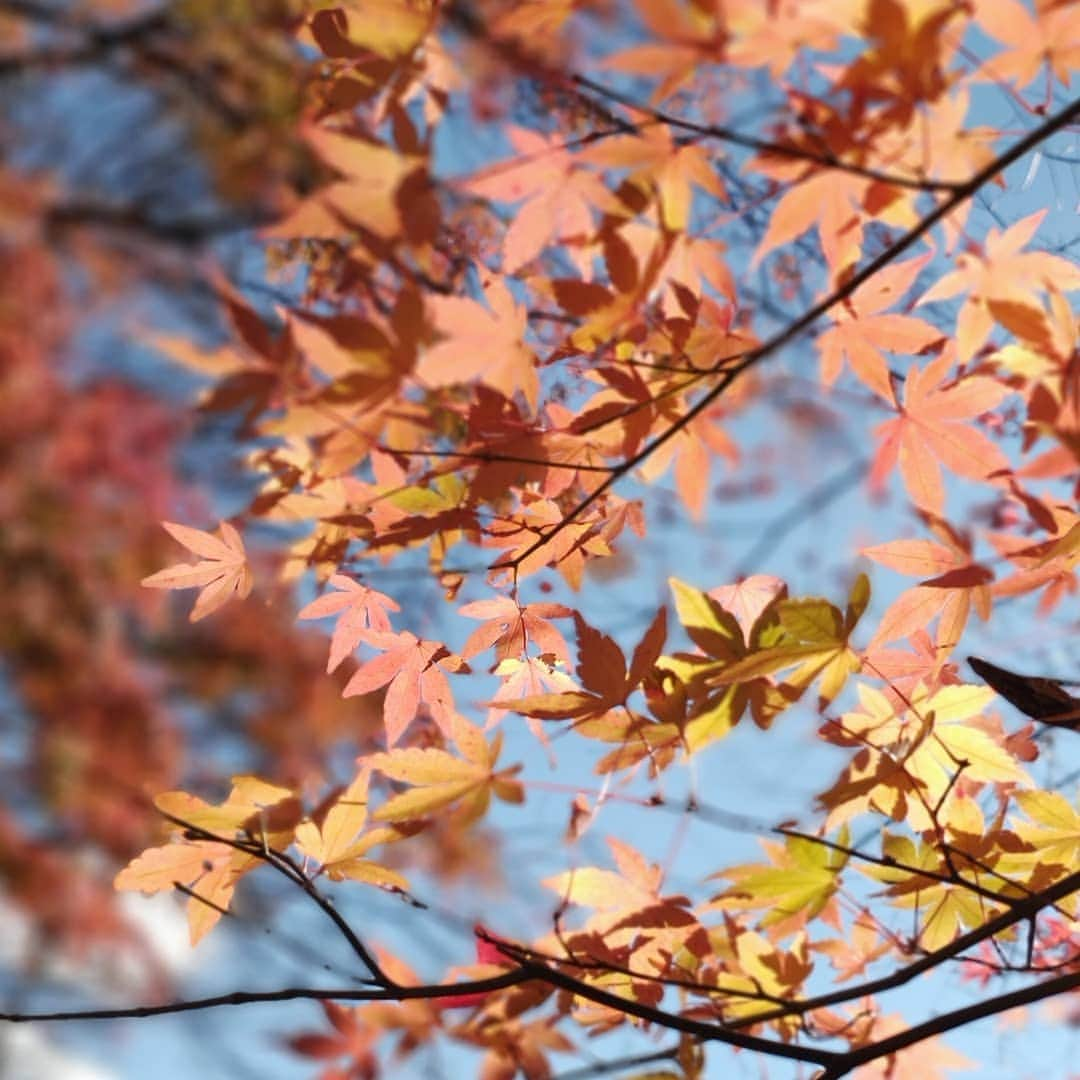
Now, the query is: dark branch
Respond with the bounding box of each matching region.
[44,201,273,247]
[446,2,964,193]
[499,93,1080,571]
[0,971,532,1023]
[730,868,1080,1029]
[570,72,966,194]
[0,7,169,75]
[815,970,1080,1079]
[154,811,397,989]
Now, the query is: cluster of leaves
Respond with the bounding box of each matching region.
[0,0,392,1003]
[3,0,1080,1078]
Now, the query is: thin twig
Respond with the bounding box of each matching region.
[571,73,966,194]
[155,811,396,988]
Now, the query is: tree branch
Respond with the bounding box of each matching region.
[0,971,533,1023]
[44,201,273,247]
[814,969,1080,1079]
[729,868,1080,1029]
[0,7,169,75]
[155,811,397,989]
[570,72,966,193]
[499,92,1080,572]
[445,2,965,193]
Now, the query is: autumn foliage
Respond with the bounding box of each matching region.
[2,1,1080,1078]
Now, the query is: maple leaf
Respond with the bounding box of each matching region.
[708,575,787,637]
[727,5,846,77]
[988,506,1080,614]
[485,655,579,734]
[708,925,814,1025]
[579,122,727,232]
[493,610,680,775]
[659,578,754,741]
[544,838,661,914]
[838,0,960,113]
[712,573,871,710]
[371,716,522,826]
[711,829,849,930]
[276,125,426,242]
[869,350,1012,514]
[813,910,893,983]
[304,0,433,61]
[601,0,725,100]
[298,574,401,672]
[115,776,300,944]
[285,1001,378,1077]
[852,1012,975,1078]
[418,274,539,410]
[974,0,1080,89]
[637,406,740,520]
[861,628,960,699]
[751,170,868,279]
[153,776,302,844]
[150,283,294,431]
[502,609,667,724]
[294,769,411,891]
[343,629,467,746]
[859,827,1013,951]
[659,576,809,745]
[1011,789,1080,870]
[863,516,993,650]
[820,681,1028,832]
[817,256,942,399]
[461,127,619,272]
[893,89,996,211]
[434,925,512,1010]
[626,228,738,317]
[484,492,619,588]
[968,656,1080,728]
[543,837,709,989]
[115,839,258,946]
[918,210,1080,362]
[141,520,253,622]
[458,595,573,664]
[471,1018,575,1080]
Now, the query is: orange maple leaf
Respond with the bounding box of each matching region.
[580,121,727,232]
[485,655,579,734]
[371,716,522,825]
[863,516,993,649]
[975,0,1080,89]
[141,520,252,622]
[461,127,619,273]
[544,836,663,914]
[918,210,1080,362]
[869,350,1012,514]
[751,170,868,279]
[852,1012,974,1078]
[817,257,942,399]
[458,596,573,664]
[115,840,257,946]
[601,0,726,101]
[343,629,467,745]
[419,274,539,410]
[499,609,667,726]
[298,574,401,672]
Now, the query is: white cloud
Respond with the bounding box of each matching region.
[0,1027,118,1080]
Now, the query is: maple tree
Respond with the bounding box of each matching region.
[2,1,1080,1078]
